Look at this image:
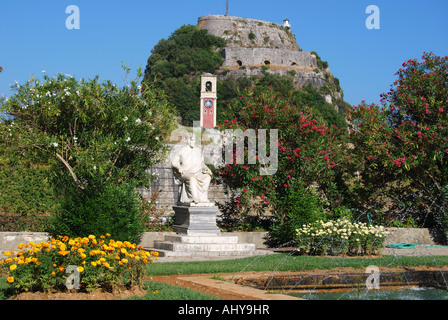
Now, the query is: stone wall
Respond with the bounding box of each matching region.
[198,15,300,50]
[222,47,317,68]
[198,15,328,91]
[0,228,443,254]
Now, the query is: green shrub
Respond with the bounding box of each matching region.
[267,183,325,246]
[50,182,147,244]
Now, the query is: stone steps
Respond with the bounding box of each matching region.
[164,234,239,244]
[148,233,268,258]
[146,248,272,258]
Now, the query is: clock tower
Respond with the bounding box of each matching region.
[200,73,217,128]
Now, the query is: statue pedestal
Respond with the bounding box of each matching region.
[151,204,270,258]
[172,205,221,235]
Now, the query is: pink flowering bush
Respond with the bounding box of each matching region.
[215,85,352,245]
[348,52,448,233]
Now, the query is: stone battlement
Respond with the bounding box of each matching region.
[198,15,300,51]
[198,15,327,90]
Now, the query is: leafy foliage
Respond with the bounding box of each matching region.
[0,69,177,240]
[347,52,448,235]
[215,85,353,246]
[143,25,226,126]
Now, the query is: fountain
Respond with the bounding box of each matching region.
[224,240,448,300]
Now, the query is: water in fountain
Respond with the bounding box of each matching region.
[229,238,448,300]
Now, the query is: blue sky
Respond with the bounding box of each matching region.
[0,0,447,107]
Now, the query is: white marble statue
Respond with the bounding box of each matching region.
[170,133,213,206]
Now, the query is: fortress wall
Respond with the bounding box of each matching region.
[222,47,317,68]
[198,15,327,90]
[198,15,300,51]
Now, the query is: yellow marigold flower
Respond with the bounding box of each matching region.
[106,233,111,237]
[3,251,10,256]
[7,277,14,283]
[29,242,35,247]
[32,248,40,253]
[18,243,24,249]
[99,257,105,263]
[120,248,127,254]
[115,255,120,260]
[0,261,3,265]
[17,260,24,265]
[104,262,110,268]
[9,264,17,271]
[91,261,97,267]
[77,266,84,273]
[121,258,128,264]
[88,235,95,240]
[100,235,105,239]
[53,263,57,267]
[68,239,75,246]
[59,266,65,272]
[5,258,13,263]
[51,272,55,276]
[80,253,87,259]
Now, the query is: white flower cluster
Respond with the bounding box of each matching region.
[297,219,388,240]
[296,218,389,256]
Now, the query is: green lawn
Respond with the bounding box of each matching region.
[147,253,448,276]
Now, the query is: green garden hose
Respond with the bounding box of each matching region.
[386,243,448,249]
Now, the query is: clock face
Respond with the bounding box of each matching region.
[204,100,213,108]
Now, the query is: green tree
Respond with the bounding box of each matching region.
[143,25,226,126]
[0,68,177,242]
